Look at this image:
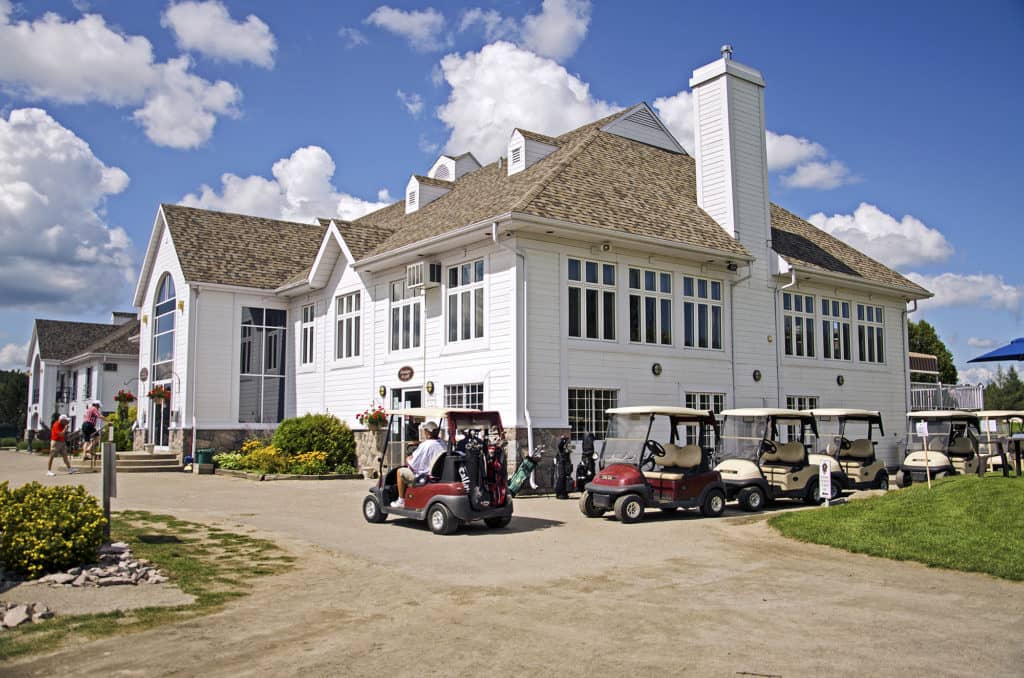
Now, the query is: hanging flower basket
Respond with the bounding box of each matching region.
[147,385,170,404]
[115,389,136,405]
[356,405,388,430]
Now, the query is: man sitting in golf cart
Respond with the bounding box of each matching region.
[391,421,445,508]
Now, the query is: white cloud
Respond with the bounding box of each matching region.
[396,89,424,116]
[765,131,826,171]
[0,5,241,148]
[458,8,517,42]
[132,56,240,149]
[365,6,450,52]
[376,188,393,202]
[437,41,615,163]
[780,160,856,190]
[418,134,440,155]
[180,146,391,223]
[905,272,1022,313]
[162,1,276,68]
[958,366,996,385]
[338,26,368,49]
[967,337,998,349]
[520,0,591,61]
[652,90,694,153]
[0,108,134,312]
[0,342,28,370]
[808,203,954,269]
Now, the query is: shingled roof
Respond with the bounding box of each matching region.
[161,204,327,289]
[34,318,137,362]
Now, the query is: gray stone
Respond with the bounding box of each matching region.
[97,576,133,586]
[68,567,82,575]
[49,573,76,585]
[73,573,88,587]
[147,574,169,584]
[3,605,30,628]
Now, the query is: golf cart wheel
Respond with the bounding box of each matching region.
[613,494,645,524]
[427,503,459,535]
[738,485,766,512]
[895,470,909,488]
[362,495,387,524]
[876,472,890,491]
[700,488,726,517]
[934,471,948,479]
[578,491,607,518]
[804,479,821,505]
[485,515,512,529]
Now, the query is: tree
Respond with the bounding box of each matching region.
[0,370,28,437]
[908,320,957,384]
[983,366,1024,410]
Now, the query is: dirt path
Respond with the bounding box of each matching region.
[2,452,1022,676]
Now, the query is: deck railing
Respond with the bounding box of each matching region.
[910,382,985,411]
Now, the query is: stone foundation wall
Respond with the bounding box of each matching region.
[354,429,387,477]
[505,426,571,494]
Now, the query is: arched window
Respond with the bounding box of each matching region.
[151,274,175,446]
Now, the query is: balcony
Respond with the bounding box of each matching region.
[910,382,984,411]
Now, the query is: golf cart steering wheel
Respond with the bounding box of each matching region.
[645,440,667,457]
[760,440,778,456]
[840,437,852,450]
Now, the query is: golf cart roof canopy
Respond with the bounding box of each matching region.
[975,410,1024,420]
[907,410,981,424]
[806,408,882,422]
[721,408,814,421]
[388,407,481,419]
[606,406,715,420]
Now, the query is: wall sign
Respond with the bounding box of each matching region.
[398,366,414,382]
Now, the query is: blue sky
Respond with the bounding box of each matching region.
[1,0,1022,382]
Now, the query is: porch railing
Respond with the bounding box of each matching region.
[910,382,985,411]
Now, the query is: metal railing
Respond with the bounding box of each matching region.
[910,382,984,411]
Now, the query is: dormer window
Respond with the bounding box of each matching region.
[405,174,451,214]
[508,129,557,176]
[427,153,481,182]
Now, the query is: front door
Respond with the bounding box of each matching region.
[385,388,422,467]
[149,383,171,448]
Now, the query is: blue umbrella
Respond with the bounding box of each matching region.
[968,337,1024,363]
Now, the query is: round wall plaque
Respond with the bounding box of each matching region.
[398,366,414,382]
[139,367,149,382]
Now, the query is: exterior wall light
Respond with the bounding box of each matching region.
[378,385,387,397]
[177,300,185,313]
[752,369,762,382]
[425,381,435,394]
[836,375,845,386]
[651,363,662,376]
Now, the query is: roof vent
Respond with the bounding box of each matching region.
[507,129,557,176]
[434,164,450,180]
[625,107,660,130]
[406,189,417,209]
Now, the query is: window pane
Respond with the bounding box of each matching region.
[392,281,403,302]
[629,268,640,289]
[697,279,708,299]
[629,295,641,342]
[698,304,708,348]
[868,327,876,363]
[805,296,812,311]
[461,263,471,285]
[569,288,581,337]
[391,309,399,351]
[603,264,615,286]
[238,376,260,423]
[240,326,262,374]
[684,277,694,297]
[794,295,802,313]
[645,296,656,343]
[822,299,829,315]
[475,288,484,338]
[154,332,174,363]
[265,328,286,375]
[842,302,850,319]
[402,305,410,349]
[806,320,814,357]
[449,267,458,288]
[876,307,883,323]
[354,294,360,311]
[876,327,884,360]
[461,290,471,340]
[586,289,599,339]
[712,281,722,301]
[153,363,173,382]
[448,294,458,341]
[475,260,484,282]
[155,313,174,334]
[784,315,793,355]
[262,377,285,424]
[412,302,421,348]
[265,309,287,327]
[857,304,865,321]
[822,321,830,358]
[842,323,850,358]
[866,306,874,322]
[644,270,655,291]
[684,302,694,346]
[568,258,581,281]
[712,306,722,349]
[603,291,615,340]
[832,301,840,317]
[241,307,263,326]
[586,261,598,284]
[660,272,671,294]
[353,316,360,356]
[783,293,791,311]
[660,298,672,344]
[795,317,804,355]
[858,325,866,361]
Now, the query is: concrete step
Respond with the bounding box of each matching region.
[117,464,183,473]
[116,452,178,462]
[116,459,182,468]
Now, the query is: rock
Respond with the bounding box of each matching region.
[73,573,88,587]
[68,567,82,575]
[97,576,133,587]
[3,605,30,628]
[147,575,169,584]
[49,573,76,585]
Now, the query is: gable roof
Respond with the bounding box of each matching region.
[34,319,137,362]
[161,204,327,290]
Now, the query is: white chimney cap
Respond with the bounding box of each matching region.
[721,44,733,60]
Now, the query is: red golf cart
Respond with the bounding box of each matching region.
[579,406,728,523]
[362,407,514,535]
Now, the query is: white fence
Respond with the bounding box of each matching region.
[910,382,984,411]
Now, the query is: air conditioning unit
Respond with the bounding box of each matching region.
[406,262,442,289]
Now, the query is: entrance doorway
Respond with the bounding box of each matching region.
[149,385,172,448]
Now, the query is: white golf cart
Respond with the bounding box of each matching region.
[976,410,1023,475]
[809,408,890,491]
[714,408,845,506]
[897,411,981,487]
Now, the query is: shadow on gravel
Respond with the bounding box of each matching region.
[389,516,564,535]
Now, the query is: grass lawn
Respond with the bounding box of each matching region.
[0,511,295,661]
[770,475,1024,580]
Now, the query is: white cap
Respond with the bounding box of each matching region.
[420,420,439,433]
[59,414,69,421]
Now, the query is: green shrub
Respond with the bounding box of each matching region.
[272,413,355,470]
[31,440,48,451]
[0,437,16,447]
[287,451,330,475]
[212,452,246,470]
[0,481,107,578]
[16,440,26,450]
[105,405,137,451]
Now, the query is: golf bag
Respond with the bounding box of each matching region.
[457,430,490,510]
[508,444,543,496]
[575,432,597,492]
[554,436,574,499]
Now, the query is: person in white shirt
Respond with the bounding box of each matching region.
[391,421,446,508]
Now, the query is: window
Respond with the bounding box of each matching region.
[444,383,484,409]
[447,259,485,342]
[857,304,885,364]
[84,367,92,400]
[151,273,175,384]
[239,307,287,423]
[390,280,421,351]
[568,388,618,440]
[103,363,118,372]
[682,276,723,349]
[783,292,816,358]
[628,267,672,345]
[821,298,851,360]
[568,258,615,340]
[786,395,820,411]
[684,391,726,445]
[300,304,315,365]
[336,292,361,359]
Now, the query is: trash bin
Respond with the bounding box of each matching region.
[196,448,215,465]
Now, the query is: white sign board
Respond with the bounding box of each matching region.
[983,419,998,433]
[819,460,831,505]
[915,421,929,437]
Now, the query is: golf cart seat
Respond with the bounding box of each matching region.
[839,439,875,463]
[761,441,806,466]
[645,444,703,480]
[947,437,975,459]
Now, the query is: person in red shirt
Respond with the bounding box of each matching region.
[48,414,77,476]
